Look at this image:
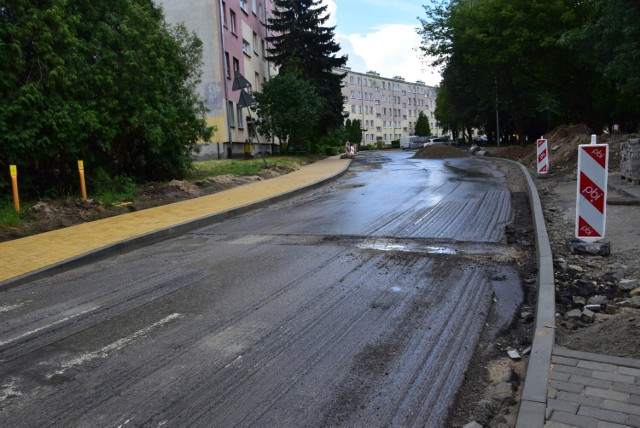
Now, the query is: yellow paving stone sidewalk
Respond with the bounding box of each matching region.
[0,156,350,285]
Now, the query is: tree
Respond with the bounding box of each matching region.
[414,112,432,137]
[417,0,626,137]
[344,118,362,145]
[0,0,213,196]
[266,0,347,137]
[253,73,322,153]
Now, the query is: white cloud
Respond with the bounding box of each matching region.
[321,0,440,86]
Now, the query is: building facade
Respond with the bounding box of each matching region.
[158,0,276,159]
[338,68,440,146]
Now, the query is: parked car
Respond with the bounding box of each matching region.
[423,137,452,147]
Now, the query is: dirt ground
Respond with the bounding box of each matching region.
[447,125,640,427]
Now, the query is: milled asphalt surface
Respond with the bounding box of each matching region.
[1,153,639,426]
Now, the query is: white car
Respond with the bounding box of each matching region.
[423,137,451,147]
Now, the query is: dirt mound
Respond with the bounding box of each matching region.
[497,124,639,174]
[413,145,469,159]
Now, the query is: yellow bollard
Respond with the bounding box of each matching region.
[10,165,20,213]
[78,160,87,200]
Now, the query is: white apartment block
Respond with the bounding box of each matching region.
[339,68,440,145]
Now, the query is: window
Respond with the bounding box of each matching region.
[228,101,235,127]
[224,52,231,78]
[242,39,250,56]
[237,104,244,129]
[261,39,265,57]
[232,57,240,76]
[222,1,227,27]
[253,32,258,55]
[252,0,257,14]
[239,0,248,13]
[230,10,237,34]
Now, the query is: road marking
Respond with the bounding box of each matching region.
[0,305,99,347]
[47,313,182,376]
[0,302,26,314]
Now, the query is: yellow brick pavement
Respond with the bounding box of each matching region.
[0,156,349,283]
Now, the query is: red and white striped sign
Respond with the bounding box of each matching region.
[575,137,608,242]
[537,138,549,174]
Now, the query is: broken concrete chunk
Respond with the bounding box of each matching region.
[572,296,586,306]
[507,349,521,360]
[565,238,611,256]
[618,279,640,291]
[566,309,582,320]
[580,308,595,323]
[587,295,608,305]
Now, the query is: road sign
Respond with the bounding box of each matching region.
[537,138,549,174]
[575,136,608,242]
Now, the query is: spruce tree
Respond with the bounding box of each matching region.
[415,111,432,137]
[266,0,347,135]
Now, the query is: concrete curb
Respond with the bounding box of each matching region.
[0,159,352,290]
[512,161,556,428]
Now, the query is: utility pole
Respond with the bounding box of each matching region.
[495,75,500,147]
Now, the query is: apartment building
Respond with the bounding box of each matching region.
[339,68,440,146]
[158,0,276,159]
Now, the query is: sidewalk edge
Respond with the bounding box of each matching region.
[0,159,351,290]
[510,162,556,428]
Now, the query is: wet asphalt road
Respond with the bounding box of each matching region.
[0,151,523,427]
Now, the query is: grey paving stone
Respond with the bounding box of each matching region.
[544,421,579,428]
[578,360,619,373]
[547,397,580,413]
[571,374,614,389]
[585,386,631,402]
[558,390,604,407]
[619,367,640,378]
[613,382,640,396]
[551,379,586,394]
[553,355,579,367]
[627,413,640,426]
[629,395,640,406]
[551,370,572,382]
[593,371,637,384]
[603,400,640,416]
[550,409,599,428]
[596,421,634,428]
[553,348,640,370]
[555,364,598,377]
[578,405,627,424]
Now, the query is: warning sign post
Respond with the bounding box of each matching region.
[537,137,549,175]
[575,135,609,242]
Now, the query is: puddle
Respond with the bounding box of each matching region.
[357,240,458,255]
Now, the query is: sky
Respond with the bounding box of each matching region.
[320,0,441,87]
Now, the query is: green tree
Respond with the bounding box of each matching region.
[266,0,347,137]
[417,0,618,136]
[344,118,362,145]
[414,111,432,137]
[253,73,322,153]
[0,0,213,196]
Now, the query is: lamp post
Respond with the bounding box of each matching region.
[495,75,500,147]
